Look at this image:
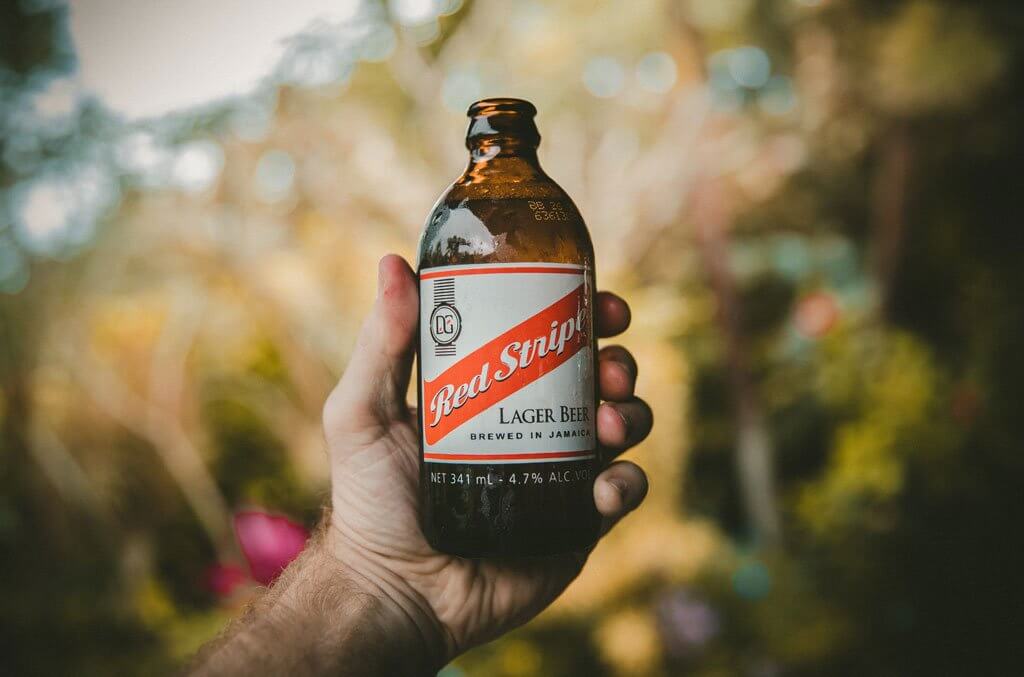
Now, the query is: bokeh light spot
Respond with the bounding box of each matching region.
[438,0,463,16]
[708,50,742,102]
[12,165,119,256]
[230,100,275,142]
[732,560,772,600]
[172,140,225,193]
[17,182,67,244]
[116,131,173,184]
[637,52,678,94]
[772,235,812,281]
[360,24,397,61]
[278,30,356,90]
[794,291,840,338]
[254,149,296,203]
[656,589,721,656]
[389,0,439,26]
[728,46,772,89]
[583,56,626,98]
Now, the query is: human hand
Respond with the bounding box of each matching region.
[320,254,653,668]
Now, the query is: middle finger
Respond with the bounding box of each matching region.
[598,345,638,402]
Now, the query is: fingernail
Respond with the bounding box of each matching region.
[377,257,387,299]
[617,361,635,384]
[613,405,630,435]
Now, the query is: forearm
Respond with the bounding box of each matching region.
[190,526,445,677]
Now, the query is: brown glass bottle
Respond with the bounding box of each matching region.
[416,98,601,558]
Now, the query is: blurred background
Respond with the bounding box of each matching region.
[2,0,1023,675]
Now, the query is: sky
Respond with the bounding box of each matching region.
[68,0,365,119]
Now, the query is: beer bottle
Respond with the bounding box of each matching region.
[417,98,601,557]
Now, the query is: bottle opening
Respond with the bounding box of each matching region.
[467,98,537,118]
[465,97,540,152]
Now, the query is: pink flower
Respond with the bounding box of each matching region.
[233,510,310,586]
[205,562,249,598]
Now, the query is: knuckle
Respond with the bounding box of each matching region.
[599,345,638,376]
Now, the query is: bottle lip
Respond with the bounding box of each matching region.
[466,97,537,118]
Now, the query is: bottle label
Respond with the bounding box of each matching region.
[419,263,596,464]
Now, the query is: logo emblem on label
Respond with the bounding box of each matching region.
[429,303,461,346]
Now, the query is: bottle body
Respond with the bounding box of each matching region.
[417,99,601,557]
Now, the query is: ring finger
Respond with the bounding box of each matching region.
[596,398,653,458]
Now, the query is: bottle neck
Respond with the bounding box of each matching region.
[463,136,545,182]
[463,99,544,178]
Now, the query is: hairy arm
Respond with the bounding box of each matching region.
[189,526,446,677]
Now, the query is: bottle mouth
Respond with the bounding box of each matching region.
[466,98,537,118]
[465,98,540,151]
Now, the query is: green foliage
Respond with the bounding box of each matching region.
[682,1,1024,673]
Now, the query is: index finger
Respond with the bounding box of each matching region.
[596,291,631,338]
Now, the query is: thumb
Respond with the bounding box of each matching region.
[324,254,418,445]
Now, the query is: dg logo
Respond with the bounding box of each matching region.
[429,303,461,346]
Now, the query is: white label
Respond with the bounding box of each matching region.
[419,263,596,464]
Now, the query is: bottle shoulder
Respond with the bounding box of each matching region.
[417,180,593,270]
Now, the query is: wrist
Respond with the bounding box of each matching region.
[316,524,452,674]
[196,525,448,677]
